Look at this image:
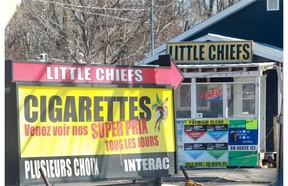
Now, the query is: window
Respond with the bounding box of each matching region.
[196,84,223,118]
[175,78,256,119]
[175,84,191,118]
[228,83,255,117]
[242,84,255,115]
[267,0,279,11]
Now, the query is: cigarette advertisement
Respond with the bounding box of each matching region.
[18,85,177,184]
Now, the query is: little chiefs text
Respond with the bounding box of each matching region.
[46,66,143,82]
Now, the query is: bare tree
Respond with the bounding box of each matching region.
[5,0,240,65]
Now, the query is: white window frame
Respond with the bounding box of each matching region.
[175,72,260,119]
[227,81,256,118]
[175,83,191,111]
[267,0,279,11]
[175,77,258,119]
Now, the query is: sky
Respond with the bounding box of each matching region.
[5,0,22,27]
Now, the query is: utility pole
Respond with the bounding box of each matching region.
[150,0,154,56]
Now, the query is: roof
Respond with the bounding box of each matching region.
[138,33,283,65]
[137,0,283,65]
[194,34,283,63]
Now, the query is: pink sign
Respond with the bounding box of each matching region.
[13,60,184,89]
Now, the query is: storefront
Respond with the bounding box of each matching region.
[138,33,282,168]
[175,61,269,167]
[136,0,283,169]
[172,36,282,168]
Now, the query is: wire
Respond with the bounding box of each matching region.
[31,0,149,11]
[70,8,149,23]
[211,123,276,183]
[26,0,149,23]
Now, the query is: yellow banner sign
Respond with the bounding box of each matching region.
[185,161,228,167]
[167,41,252,63]
[184,119,228,125]
[18,86,175,157]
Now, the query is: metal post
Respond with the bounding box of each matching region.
[150,0,154,56]
[276,66,283,185]
[153,177,162,186]
[277,122,283,185]
[39,167,50,186]
[180,166,201,186]
[276,108,283,185]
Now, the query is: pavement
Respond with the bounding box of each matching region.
[54,167,279,186]
[162,167,278,185]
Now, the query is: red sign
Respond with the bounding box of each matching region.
[12,60,184,89]
[200,89,223,101]
[185,131,205,141]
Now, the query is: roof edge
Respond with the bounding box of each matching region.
[137,0,257,65]
[153,0,256,55]
[137,33,283,65]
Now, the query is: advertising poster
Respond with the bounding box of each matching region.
[176,120,184,167]
[18,85,176,184]
[228,119,258,166]
[183,119,228,167]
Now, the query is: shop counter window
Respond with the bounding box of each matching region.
[175,78,256,119]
